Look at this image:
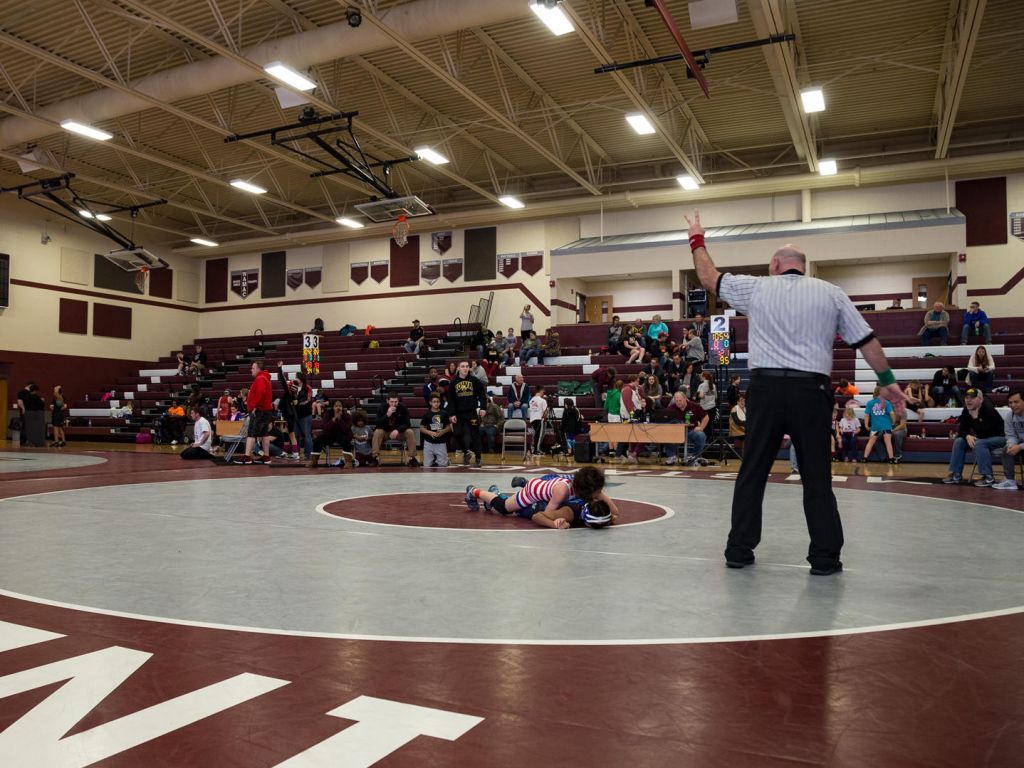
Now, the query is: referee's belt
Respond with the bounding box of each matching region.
[751,368,829,381]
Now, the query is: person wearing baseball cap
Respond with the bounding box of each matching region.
[942,388,1006,486]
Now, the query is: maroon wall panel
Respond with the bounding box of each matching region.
[956,177,1007,246]
[149,266,173,299]
[93,303,132,339]
[205,258,228,303]
[58,298,88,334]
[0,349,151,403]
[390,235,420,288]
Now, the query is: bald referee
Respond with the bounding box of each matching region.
[685,210,906,575]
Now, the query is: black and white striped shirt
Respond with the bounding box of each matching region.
[718,272,873,376]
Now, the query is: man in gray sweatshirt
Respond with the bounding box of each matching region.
[994,389,1024,490]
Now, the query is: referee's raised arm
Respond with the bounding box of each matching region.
[683,209,906,576]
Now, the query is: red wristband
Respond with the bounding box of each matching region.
[689,233,705,252]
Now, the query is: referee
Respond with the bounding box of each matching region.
[685,210,906,575]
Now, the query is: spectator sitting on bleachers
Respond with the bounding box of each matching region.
[217,389,232,421]
[642,357,664,384]
[931,366,962,407]
[961,301,992,345]
[918,302,950,346]
[188,344,207,376]
[180,407,214,460]
[623,331,645,365]
[726,374,742,409]
[423,368,439,404]
[481,336,501,378]
[404,319,425,356]
[729,393,746,454]
[421,393,453,467]
[174,351,190,376]
[494,330,515,366]
[838,407,860,462]
[679,362,700,398]
[943,388,1006,486]
[966,345,995,392]
[442,360,459,383]
[834,379,859,400]
[607,315,624,355]
[350,410,373,466]
[886,298,903,310]
[307,400,353,468]
[505,326,519,362]
[228,404,243,421]
[507,374,530,419]
[520,330,545,366]
[371,394,419,467]
[682,329,705,366]
[185,382,208,419]
[643,374,663,402]
[470,358,489,386]
[627,318,647,349]
[904,380,930,433]
[663,353,685,393]
[646,314,669,349]
[994,389,1024,490]
[472,325,495,359]
[542,328,561,358]
[690,314,710,352]
[860,386,897,464]
[163,400,187,445]
[664,390,709,466]
[479,395,504,455]
[234,387,248,414]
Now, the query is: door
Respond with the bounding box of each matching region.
[585,295,614,325]
[912,276,949,308]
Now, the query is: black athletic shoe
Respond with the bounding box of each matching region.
[809,562,843,576]
[726,559,755,569]
[511,476,527,488]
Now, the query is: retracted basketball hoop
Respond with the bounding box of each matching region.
[392,215,411,248]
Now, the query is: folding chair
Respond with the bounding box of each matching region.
[379,437,409,466]
[967,444,1005,483]
[501,418,529,463]
[322,444,356,468]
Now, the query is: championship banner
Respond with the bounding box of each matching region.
[421,259,441,285]
[708,314,731,366]
[303,267,322,289]
[442,258,463,282]
[432,231,452,255]
[370,260,389,283]
[350,261,369,285]
[521,252,543,275]
[497,254,520,278]
[230,269,258,299]
[302,334,320,376]
[286,269,303,291]
[1012,211,1024,242]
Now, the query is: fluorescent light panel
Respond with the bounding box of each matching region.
[800,87,826,113]
[626,113,656,135]
[818,159,838,176]
[336,217,364,229]
[676,175,700,191]
[530,1,574,36]
[499,196,525,209]
[230,179,267,194]
[190,237,219,247]
[60,120,112,141]
[78,209,111,221]
[415,146,449,165]
[264,62,316,92]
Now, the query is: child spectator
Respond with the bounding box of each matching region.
[479,395,504,454]
[350,410,374,466]
[838,406,860,462]
[861,386,896,464]
[421,394,453,467]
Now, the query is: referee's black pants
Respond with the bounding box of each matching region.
[726,370,843,569]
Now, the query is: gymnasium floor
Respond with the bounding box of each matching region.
[0,442,1021,767]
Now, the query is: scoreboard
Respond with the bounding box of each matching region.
[708,314,731,367]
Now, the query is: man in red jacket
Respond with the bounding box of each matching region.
[235,360,274,464]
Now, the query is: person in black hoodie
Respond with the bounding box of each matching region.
[275,362,300,459]
[371,394,419,467]
[942,387,1006,486]
[308,400,354,468]
[448,360,487,467]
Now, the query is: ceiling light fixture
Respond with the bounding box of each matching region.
[230,179,268,194]
[78,209,111,221]
[336,217,364,229]
[530,1,574,36]
[818,159,838,176]
[676,175,700,191]
[626,113,656,135]
[499,196,525,209]
[800,87,826,113]
[60,120,113,141]
[190,237,219,247]
[263,62,317,92]
[415,147,450,165]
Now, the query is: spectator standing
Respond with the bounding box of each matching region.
[889,407,908,462]
[371,395,419,467]
[729,393,747,455]
[597,380,623,462]
[15,380,33,446]
[918,302,950,346]
[420,394,453,467]
[664,390,709,466]
[404,319,425,356]
[861,386,897,464]
[726,374,742,409]
[181,408,214,460]
[307,400,353,468]
[966,346,995,392]
[479,395,504,454]
[607,315,624,355]
[590,366,617,403]
[683,330,705,366]
[931,366,962,407]
[22,384,46,447]
[960,301,992,345]
[690,314,710,352]
[217,389,233,422]
[449,360,487,467]
[423,368,439,404]
[520,305,534,343]
[50,386,67,448]
[942,388,1006,486]
[838,407,860,462]
[527,386,549,455]
[687,208,905,575]
[275,363,300,460]
[235,360,274,464]
[561,399,583,455]
[294,372,314,460]
[994,389,1024,490]
[507,374,530,420]
[696,371,718,428]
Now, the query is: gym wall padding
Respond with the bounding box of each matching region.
[390,235,420,288]
[93,302,132,339]
[261,250,286,298]
[464,227,497,281]
[956,177,1007,247]
[149,266,173,299]
[205,257,228,303]
[58,298,88,334]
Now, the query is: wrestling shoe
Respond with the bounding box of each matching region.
[511,476,527,488]
[483,485,501,511]
[464,485,480,512]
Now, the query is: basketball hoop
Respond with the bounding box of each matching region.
[392,215,410,248]
[134,265,149,293]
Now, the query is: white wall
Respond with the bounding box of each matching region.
[581,276,672,315]
[815,257,950,300]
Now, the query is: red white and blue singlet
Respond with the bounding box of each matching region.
[514,474,574,509]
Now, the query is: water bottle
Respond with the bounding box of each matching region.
[684,411,692,426]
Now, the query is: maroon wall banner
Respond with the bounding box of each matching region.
[443,258,463,282]
[1011,211,1024,242]
[350,262,369,285]
[286,269,303,291]
[304,267,322,289]
[421,259,441,285]
[432,231,452,255]
[370,260,389,283]
[498,254,520,278]
[522,252,543,275]
[230,269,259,299]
